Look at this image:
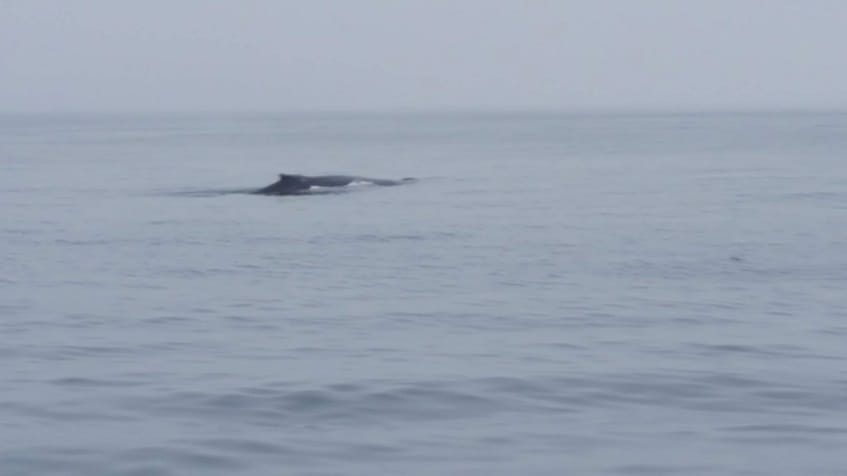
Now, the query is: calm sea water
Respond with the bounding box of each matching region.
[2,111,847,475]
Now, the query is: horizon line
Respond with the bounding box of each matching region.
[2,106,847,117]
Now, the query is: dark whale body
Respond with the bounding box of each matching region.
[255,174,414,196]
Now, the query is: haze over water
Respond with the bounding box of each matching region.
[2,111,847,475]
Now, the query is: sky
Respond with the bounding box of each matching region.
[2,0,846,112]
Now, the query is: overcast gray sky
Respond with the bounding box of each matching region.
[2,0,846,112]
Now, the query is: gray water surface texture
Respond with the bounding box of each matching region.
[2,112,847,475]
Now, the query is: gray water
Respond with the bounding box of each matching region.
[2,112,847,475]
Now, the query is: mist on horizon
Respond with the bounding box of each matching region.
[2,0,846,113]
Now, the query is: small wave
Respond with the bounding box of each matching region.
[162,177,417,198]
[122,380,502,425]
[162,188,256,197]
[163,185,356,197]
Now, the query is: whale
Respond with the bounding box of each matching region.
[254,173,415,196]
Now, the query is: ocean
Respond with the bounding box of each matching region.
[2,111,846,475]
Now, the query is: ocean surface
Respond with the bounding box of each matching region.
[2,111,846,475]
